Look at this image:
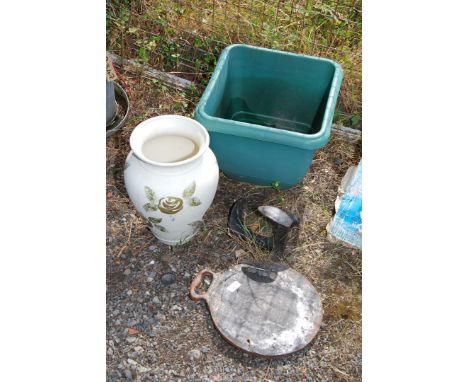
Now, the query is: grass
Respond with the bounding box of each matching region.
[106,0,362,122]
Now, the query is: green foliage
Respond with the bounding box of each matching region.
[350,115,361,127]
[271,181,281,191]
[333,111,362,128]
[106,0,361,117]
[138,47,149,61]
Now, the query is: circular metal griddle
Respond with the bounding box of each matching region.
[189,263,323,357]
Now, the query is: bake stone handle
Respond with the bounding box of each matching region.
[189,269,215,301]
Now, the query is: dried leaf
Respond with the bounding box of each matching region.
[249,223,260,232]
[235,249,246,259]
[128,327,139,336]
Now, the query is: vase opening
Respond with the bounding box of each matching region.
[130,115,210,167]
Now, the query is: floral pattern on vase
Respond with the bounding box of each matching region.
[158,197,184,215]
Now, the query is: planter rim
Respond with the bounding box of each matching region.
[195,43,343,150]
[129,115,210,168]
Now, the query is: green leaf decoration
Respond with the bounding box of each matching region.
[183,181,196,199]
[145,186,156,202]
[188,220,203,228]
[154,225,167,233]
[148,217,162,225]
[143,202,158,212]
[189,197,202,206]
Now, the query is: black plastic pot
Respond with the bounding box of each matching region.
[106,81,130,138]
[106,80,117,125]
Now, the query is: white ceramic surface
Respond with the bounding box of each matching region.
[124,115,219,245]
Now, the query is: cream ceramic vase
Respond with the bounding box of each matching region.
[124,115,219,245]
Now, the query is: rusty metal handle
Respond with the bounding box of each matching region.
[189,269,215,301]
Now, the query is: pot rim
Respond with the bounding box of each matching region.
[129,115,210,167]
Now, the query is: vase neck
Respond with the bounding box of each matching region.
[129,115,210,169]
[134,153,202,175]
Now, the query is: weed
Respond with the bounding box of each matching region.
[138,47,148,61]
[271,180,281,191]
[107,0,361,118]
[271,180,286,203]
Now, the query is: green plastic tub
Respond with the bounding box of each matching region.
[194,44,343,189]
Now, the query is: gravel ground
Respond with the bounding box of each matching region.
[106,71,362,381]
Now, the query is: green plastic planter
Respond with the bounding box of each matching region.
[195,44,343,189]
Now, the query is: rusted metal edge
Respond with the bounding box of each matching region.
[108,52,193,90]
